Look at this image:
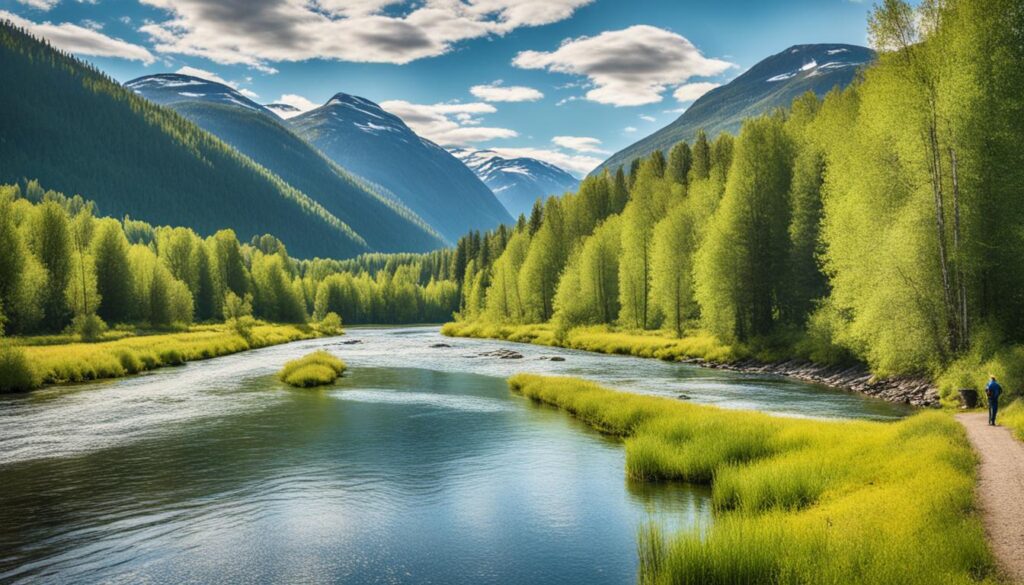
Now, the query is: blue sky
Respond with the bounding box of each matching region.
[1,0,877,174]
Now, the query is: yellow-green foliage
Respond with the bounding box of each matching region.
[509,374,993,585]
[0,342,39,392]
[443,321,738,364]
[1002,399,1024,441]
[278,350,347,387]
[936,341,1024,402]
[22,323,318,389]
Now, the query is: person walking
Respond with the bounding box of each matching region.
[985,375,1003,426]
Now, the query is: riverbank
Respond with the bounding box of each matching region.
[8,323,327,391]
[443,322,940,407]
[509,373,992,584]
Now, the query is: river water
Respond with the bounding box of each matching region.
[0,326,910,584]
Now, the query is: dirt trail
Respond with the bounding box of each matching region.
[957,412,1024,583]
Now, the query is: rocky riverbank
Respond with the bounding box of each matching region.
[687,357,940,407]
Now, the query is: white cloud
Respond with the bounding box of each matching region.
[673,82,720,103]
[1,10,156,64]
[380,100,517,146]
[556,96,580,106]
[489,147,601,177]
[137,0,592,69]
[639,114,655,122]
[624,126,638,133]
[470,82,543,102]
[274,93,319,117]
[513,25,733,107]
[552,136,607,154]
[16,0,59,10]
[80,18,103,31]
[238,88,260,99]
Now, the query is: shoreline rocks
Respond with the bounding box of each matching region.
[690,357,940,407]
[479,349,524,359]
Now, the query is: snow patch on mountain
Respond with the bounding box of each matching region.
[450,148,580,217]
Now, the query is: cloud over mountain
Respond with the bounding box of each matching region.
[380,100,518,146]
[512,25,733,107]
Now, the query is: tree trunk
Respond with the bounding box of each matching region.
[928,117,958,351]
[949,147,968,346]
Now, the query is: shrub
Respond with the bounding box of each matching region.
[70,313,108,342]
[278,350,346,388]
[318,312,343,336]
[0,342,39,392]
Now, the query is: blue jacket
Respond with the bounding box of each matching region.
[987,380,1002,399]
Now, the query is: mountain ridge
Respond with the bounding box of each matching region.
[126,74,446,254]
[290,93,513,242]
[594,43,875,175]
[0,21,369,259]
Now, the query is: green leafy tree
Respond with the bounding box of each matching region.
[91,218,133,324]
[26,201,73,331]
[695,116,794,341]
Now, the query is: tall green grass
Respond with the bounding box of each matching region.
[0,342,39,392]
[1001,399,1024,441]
[442,322,739,364]
[278,350,347,387]
[14,323,322,391]
[509,374,994,584]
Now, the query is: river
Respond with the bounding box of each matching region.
[0,326,911,584]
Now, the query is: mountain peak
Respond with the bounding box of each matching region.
[290,95,511,242]
[593,42,874,176]
[451,148,579,218]
[126,73,268,115]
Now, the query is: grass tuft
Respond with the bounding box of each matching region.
[0,342,40,393]
[1001,399,1024,441]
[278,351,347,388]
[508,373,995,585]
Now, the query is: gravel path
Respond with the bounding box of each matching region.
[957,412,1024,583]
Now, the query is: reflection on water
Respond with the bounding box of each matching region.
[0,326,907,583]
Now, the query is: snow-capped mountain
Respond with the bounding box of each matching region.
[126,74,445,254]
[126,74,271,116]
[595,43,875,175]
[450,148,580,218]
[290,93,512,242]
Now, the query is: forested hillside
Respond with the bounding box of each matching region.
[0,182,458,340]
[447,0,1024,398]
[290,94,513,242]
[595,44,874,176]
[127,74,445,254]
[0,22,367,260]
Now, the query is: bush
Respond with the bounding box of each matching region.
[318,312,343,336]
[278,350,346,388]
[0,342,39,392]
[70,313,108,342]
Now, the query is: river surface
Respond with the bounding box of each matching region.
[0,326,911,584]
